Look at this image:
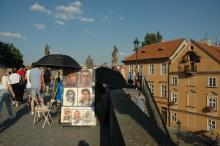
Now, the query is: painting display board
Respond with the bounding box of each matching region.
[61,69,96,126]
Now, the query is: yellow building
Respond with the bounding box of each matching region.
[123,39,220,132]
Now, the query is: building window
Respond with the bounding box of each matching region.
[161,84,167,97]
[138,64,143,74]
[161,63,168,75]
[149,64,154,75]
[129,65,135,74]
[207,119,216,131]
[172,76,178,85]
[208,77,217,87]
[208,96,217,110]
[171,112,177,122]
[149,83,154,96]
[171,93,178,104]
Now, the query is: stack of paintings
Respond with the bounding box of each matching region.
[61,69,96,126]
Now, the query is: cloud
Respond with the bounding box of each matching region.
[55,1,82,21]
[0,32,26,39]
[34,24,47,30]
[55,20,65,25]
[78,17,94,22]
[119,17,124,21]
[30,2,52,15]
[30,1,94,24]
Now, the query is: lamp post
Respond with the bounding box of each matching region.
[176,120,181,146]
[133,37,140,75]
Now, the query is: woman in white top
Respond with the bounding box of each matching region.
[0,65,16,123]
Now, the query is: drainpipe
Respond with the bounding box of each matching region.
[167,61,171,126]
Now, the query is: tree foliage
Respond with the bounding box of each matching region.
[0,41,23,68]
[141,32,163,47]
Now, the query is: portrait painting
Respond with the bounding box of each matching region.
[78,88,94,106]
[63,88,77,106]
[82,109,96,126]
[78,69,93,87]
[72,109,83,126]
[63,72,79,87]
[61,107,72,123]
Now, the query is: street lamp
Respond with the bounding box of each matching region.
[133,37,140,74]
[176,120,181,145]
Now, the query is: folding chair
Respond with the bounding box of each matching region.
[33,97,53,128]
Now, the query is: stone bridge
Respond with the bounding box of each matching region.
[0,87,192,146]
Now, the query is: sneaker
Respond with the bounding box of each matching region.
[9,114,16,120]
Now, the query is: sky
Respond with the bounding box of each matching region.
[0,0,220,66]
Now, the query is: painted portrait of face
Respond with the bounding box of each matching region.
[64,73,78,87]
[79,69,93,87]
[72,110,82,125]
[78,88,93,106]
[63,108,71,121]
[66,89,75,104]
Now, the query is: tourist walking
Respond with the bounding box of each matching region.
[0,65,16,124]
[16,65,26,103]
[25,66,32,109]
[8,68,20,106]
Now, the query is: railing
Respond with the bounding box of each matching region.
[202,106,216,113]
[178,64,197,75]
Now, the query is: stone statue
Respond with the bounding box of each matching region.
[112,46,119,66]
[44,44,50,56]
[86,55,94,69]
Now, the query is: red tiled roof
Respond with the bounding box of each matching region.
[123,39,185,62]
[192,40,220,63]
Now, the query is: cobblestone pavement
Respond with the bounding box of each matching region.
[0,89,209,146]
[0,104,100,146]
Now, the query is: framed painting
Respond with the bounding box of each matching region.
[63,88,78,106]
[61,107,72,123]
[77,88,94,106]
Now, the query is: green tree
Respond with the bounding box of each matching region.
[0,41,23,68]
[141,32,163,47]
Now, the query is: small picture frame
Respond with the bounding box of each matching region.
[63,88,77,106]
[78,88,94,106]
[61,107,72,123]
[72,109,83,126]
[63,72,79,87]
[82,109,96,126]
[78,69,93,87]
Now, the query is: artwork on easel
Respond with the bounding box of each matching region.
[63,72,78,87]
[71,107,96,126]
[61,68,96,126]
[61,107,72,123]
[72,109,83,126]
[78,69,93,87]
[63,88,77,106]
[78,88,94,106]
[82,109,96,126]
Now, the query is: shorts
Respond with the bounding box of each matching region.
[26,88,31,96]
[31,88,41,98]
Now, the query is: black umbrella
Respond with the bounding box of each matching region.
[95,67,127,88]
[33,54,81,70]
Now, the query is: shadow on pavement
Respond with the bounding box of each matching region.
[113,89,176,146]
[0,104,29,133]
[78,140,90,146]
